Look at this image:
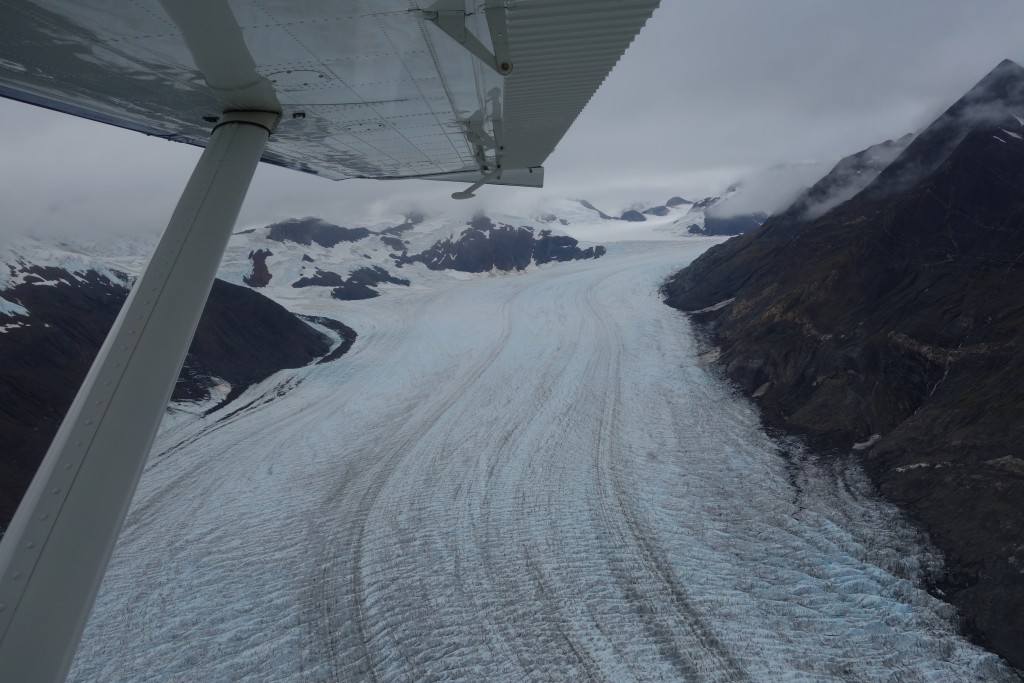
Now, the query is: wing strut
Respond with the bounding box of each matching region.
[451,168,502,199]
[0,110,279,683]
[423,0,513,76]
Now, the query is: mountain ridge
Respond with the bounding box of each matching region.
[0,243,351,533]
[662,59,1024,671]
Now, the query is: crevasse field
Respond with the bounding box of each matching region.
[68,238,1016,682]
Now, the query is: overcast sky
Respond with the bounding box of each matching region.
[2,0,1024,239]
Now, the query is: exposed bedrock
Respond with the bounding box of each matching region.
[266,217,372,247]
[397,216,605,273]
[0,271,342,532]
[244,248,273,287]
[663,60,1024,670]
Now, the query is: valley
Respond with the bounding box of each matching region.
[66,240,1014,682]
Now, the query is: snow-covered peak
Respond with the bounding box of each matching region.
[1,237,136,293]
[521,197,729,242]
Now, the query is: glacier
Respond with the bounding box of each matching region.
[66,240,1016,682]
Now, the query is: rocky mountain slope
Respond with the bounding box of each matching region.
[0,242,351,532]
[662,59,1024,671]
[396,215,605,272]
[221,211,610,305]
[0,205,628,534]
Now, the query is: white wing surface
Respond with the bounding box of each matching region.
[0,0,660,187]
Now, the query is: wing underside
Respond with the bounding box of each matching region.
[0,0,659,186]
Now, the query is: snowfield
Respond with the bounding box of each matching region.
[68,241,1015,682]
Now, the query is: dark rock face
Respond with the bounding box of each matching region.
[687,212,767,236]
[0,269,337,532]
[380,222,414,236]
[861,59,1024,206]
[534,231,606,265]
[301,315,358,364]
[620,210,647,222]
[397,218,605,273]
[468,214,495,231]
[642,206,670,216]
[0,268,125,531]
[331,266,411,300]
[301,254,315,263]
[400,222,531,272]
[244,248,273,287]
[666,196,693,207]
[293,268,345,288]
[662,60,1024,671]
[379,235,406,252]
[267,217,372,247]
[178,280,332,403]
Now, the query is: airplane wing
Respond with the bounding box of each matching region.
[0,4,662,680]
[0,0,660,188]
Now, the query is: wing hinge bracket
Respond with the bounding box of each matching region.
[422,1,513,76]
[460,113,503,168]
[451,114,504,199]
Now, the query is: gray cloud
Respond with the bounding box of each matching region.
[2,0,1024,238]
[707,163,829,218]
[796,135,914,221]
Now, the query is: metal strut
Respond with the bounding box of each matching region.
[451,168,502,199]
[423,0,513,76]
[0,110,278,683]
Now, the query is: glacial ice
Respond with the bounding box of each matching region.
[67,241,1016,682]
